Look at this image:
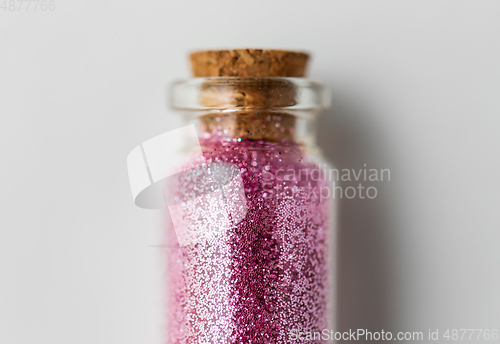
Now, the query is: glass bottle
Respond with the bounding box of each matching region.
[164,77,333,343]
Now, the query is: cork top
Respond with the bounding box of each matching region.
[185,49,313,142]
[190,49,309,77]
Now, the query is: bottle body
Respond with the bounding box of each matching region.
[164,79,333,343]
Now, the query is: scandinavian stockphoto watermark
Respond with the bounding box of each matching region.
[262,163,391,201]
[289,328,499,342]
[127,125,391,246]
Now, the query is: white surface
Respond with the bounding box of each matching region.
[1,1,499,343]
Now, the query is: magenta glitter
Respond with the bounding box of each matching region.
[164,138,331,343]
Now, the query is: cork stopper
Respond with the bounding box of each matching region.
[190,49,310,142]
[190,49,309,77]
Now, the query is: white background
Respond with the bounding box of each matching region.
[1,1,499,343]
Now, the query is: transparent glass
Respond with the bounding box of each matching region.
[164,77,334,343]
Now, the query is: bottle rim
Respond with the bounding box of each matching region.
[170,77,330,111]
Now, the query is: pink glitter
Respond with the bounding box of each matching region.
[165,138,331,343]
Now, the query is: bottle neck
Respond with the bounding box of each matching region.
[171,77,328,148]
